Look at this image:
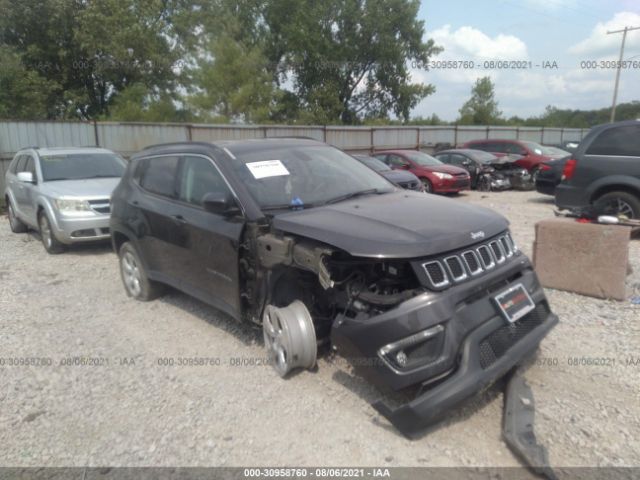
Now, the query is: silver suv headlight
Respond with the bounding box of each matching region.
[54,197,91,214]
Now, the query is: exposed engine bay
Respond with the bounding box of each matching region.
[480,155,533,191]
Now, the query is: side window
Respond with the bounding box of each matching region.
[449,154,466,166]
[388,154,408,167]
[24,157,35,176]
[507,143,527,155]
[435,154,449,163]
[586,125,640,157]
[373,154,388,164]
[178,155,230,207]
[139,156,180,198]
[489,143,507,153]
[14,155,27,173]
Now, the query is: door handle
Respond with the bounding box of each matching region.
[171,214,187,224]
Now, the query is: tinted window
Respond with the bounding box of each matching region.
[15,155,28,173]
[140,156,180,198]
[40,152,126,181]
[387,154,409,167]
[178,156,230,206]
[435,154,449,163]
[586,125,640,157]
[353,155,391,172]
[405,151,443,166]
[449,154,468,166]
[24,157,36,177]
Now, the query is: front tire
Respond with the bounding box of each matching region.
[118,241,164,301]
[7,201,28,233]
[594,191,640,219]
[38,212,65,254]
[421,178,433,193]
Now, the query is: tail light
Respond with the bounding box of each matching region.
[562,158,577,180]
[539,163,552,171]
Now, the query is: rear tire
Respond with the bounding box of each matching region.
[38,212,65,254]
[118,241,164,301]
[594,191,640,219]
[7,201,28,233]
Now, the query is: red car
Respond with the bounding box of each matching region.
[373,150,470,194]
[462,139,565,182]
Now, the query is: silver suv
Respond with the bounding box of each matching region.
[4,147,126,253]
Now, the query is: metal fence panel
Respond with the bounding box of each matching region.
[264,126,325,141]
[455,126,489,145]
[190,125,264,142]
[97,123,187,156]
[562,129,585,142]
[542,128,563,145]
[488,127,518,140]
[418,127,455,146]
[326,127,371,150]
[517,127,544,143]
[373,128,419,150]
[0,121,95,155]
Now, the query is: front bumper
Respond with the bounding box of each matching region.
[331,255,557,436]
[51,213,111,244]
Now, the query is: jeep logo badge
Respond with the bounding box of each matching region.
[471,231,485,240]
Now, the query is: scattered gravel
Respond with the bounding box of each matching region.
[0,189,638,468]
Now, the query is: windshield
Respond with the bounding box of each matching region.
[354,155,391,172]
[467,151,499,163]
[405,151,443,166]
[40,153,126,181]
[521,141,544,155]
[232,145,395,209]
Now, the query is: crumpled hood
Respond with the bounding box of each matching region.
[272,191,508,258]
[39,178,121,198]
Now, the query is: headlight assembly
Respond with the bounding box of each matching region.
[433,172,453,180]
[54,198,91,214]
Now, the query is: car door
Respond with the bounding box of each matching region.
[174,154,244,319]
[12,155,37,224]
[450,153,477,184]
[135,155,186,281]
[20,156,39,223]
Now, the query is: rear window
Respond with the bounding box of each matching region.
[586,125,640,157]
[140,156,180,197]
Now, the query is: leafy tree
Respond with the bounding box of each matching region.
[261,0,441,124]
[458,76,502,125]
[0,46,58,119]
[0,0,188,119]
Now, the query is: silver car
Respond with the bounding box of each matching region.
[4,147,126,253]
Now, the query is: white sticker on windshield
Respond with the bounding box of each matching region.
[246,160,290,179]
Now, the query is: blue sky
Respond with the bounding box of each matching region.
[411,0,640,120]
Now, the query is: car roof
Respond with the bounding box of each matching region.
[19,146,116,156]
[373,149,419,154]
[466,139,520,143]
[436,149,493,155]
[139,138,325,159]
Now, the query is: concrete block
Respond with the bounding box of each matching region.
[533,218,631,301]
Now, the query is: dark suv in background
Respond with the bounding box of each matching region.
[555,120,640,219]
[109,139,557,436]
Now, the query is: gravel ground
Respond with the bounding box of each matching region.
[0,189,638,469]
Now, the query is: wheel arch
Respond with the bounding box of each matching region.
[589,179,640,203]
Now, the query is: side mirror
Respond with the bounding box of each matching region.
[399,163,410,170]
[202,191,236,215]
[17,171,35,183]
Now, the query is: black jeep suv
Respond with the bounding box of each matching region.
[555,120,640,218]
[110,139,558,436]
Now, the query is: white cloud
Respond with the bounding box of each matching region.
[569,11,640,56]
[431,25,528,61]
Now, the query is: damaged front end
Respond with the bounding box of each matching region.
[243,223,557,438]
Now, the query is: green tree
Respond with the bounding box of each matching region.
[261,0,441,124]
[0,0,188,119]
[0,46,58,119]
[458,76,502,125]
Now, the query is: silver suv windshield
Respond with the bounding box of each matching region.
[40,153,126,181]
[232,145,395,209]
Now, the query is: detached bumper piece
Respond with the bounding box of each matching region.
[372,305,558,438]
[503,371,557,480]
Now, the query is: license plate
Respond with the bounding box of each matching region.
[493,283,535,323]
